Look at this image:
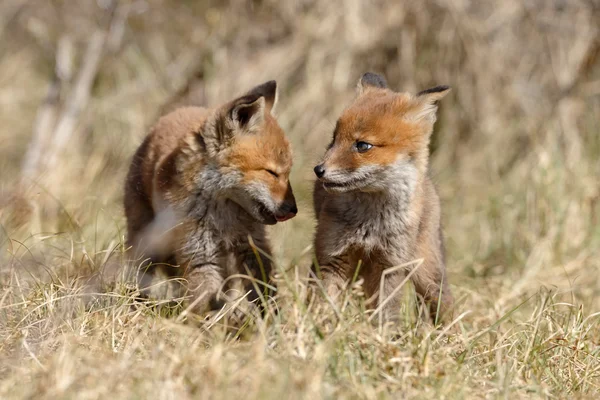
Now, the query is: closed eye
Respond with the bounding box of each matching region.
[265,169,279,178]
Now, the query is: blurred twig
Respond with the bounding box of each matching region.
[21,36,73,181]
[44,30,107,172]
[20,0,131,185]
[0,0,27,44]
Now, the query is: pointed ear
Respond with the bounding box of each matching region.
[356,72,388,95]
[410,85,451,122]
[229,94,266,132]
[417,85,451,104]
[244,80,278,114]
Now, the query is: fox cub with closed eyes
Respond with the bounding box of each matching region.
[312,72,453,324]
[124,81,297,314]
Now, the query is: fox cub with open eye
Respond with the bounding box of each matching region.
[312,72,453,324]
[124,81,297,314]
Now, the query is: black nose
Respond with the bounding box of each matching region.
[280,202,297,215]
[314,164,325,178]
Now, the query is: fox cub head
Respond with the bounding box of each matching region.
[200,81,297,225]
[314,72,450,193]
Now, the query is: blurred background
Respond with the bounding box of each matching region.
[0,0,599,308]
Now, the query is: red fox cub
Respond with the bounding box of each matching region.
[312,72,453,324]
[124,80,297,314]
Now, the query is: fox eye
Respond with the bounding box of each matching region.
[356,141,373,153]
[265,169,279,178]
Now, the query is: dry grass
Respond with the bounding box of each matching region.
[1,0,600,398]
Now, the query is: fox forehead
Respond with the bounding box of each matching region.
[334,92,426,148]
[228,116,292,172]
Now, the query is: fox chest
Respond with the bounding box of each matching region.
[177,199,252,252]
[331,201,416,262]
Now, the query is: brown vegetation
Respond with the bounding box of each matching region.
[0,0,599,398]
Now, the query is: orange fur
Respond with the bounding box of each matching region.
[124,81,297,314]
[312,73,453,324]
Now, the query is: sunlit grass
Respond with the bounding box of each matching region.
[1,0,599,398]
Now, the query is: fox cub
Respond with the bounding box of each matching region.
[124,80,297,314]
[312,72,453,323]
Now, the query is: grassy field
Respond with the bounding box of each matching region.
[1,0,599,398]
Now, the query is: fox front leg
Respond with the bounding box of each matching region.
[311,254,352,304]
[234,229,274,306]
[179,225,225,314]
[411,259,454,325]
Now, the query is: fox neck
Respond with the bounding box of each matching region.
[359,170,424,219]
[328,174,424,260]
[193,167,257,237]
[175,147,256,235]
[338,167,421,216]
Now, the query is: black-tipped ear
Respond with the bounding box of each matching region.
[357,72,388,94]
[409,85,451,122]
[417,85,451,104]
[229,95,266,131]
[244,80,278,114]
